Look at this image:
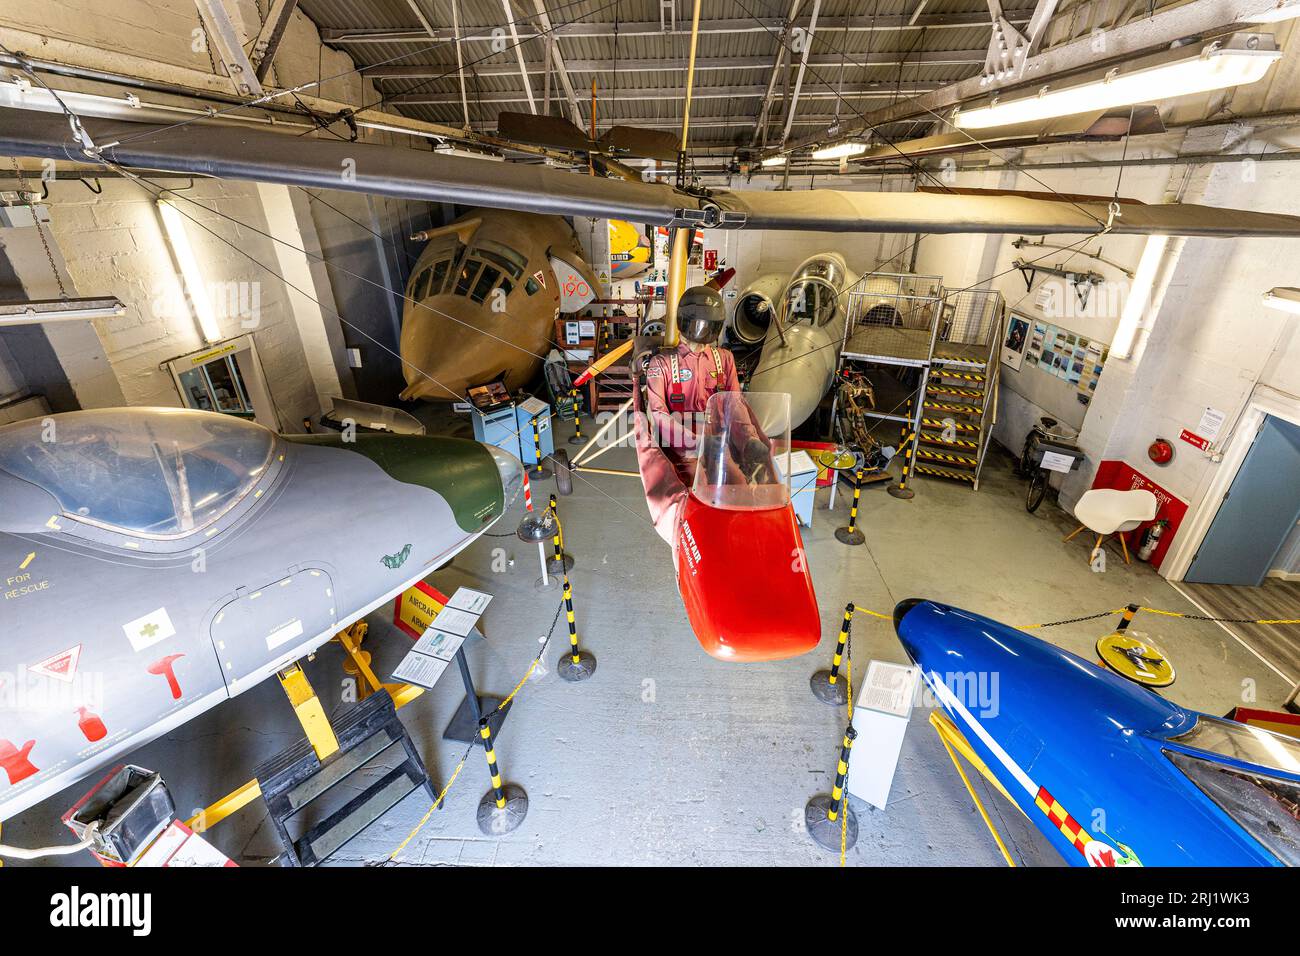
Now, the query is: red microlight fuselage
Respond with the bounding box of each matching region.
[673,492,820,662]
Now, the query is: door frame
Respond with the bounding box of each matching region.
[162,334,278,430]
[1164,385,1300,581]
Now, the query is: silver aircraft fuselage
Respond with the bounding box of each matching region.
[0,407,521,823]
[737,253,858,429]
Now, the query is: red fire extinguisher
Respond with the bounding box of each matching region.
[1138,520,1168,562]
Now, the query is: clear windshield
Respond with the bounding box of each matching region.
[692,391,791,510]
[1163,717,1300,864]
[0,408,275,537]
[787,279,840,327]
[786,255,848,327]
[1169,717,1300,775]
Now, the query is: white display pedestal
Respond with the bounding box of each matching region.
[845,660,921,810]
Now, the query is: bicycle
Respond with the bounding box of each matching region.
[1016,416,1084,513]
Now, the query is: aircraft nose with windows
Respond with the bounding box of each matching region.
[0,407,521,823]
[745,253,860,430]
[399,208,599,401]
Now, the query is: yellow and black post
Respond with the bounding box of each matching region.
[568,387,585,445]
[559,509,598,681]
[529,413,553,480]
[805,725,860,851]
[475,716,528,835]
[544,493,575,578]
[889,428,918,500]
[835,470,866,545]
[810,603,855,704]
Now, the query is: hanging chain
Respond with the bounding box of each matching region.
[9,156,68,299]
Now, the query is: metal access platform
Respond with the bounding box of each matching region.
[836,274,1006,491]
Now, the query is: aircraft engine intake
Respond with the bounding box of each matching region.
[728,273,786,346]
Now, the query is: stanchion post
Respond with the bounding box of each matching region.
[805,725,860,851]
[529,413,553,480]
[552,493,596,681]
[556,560,596,682]
[810,603,855,704]
[475,717,528,835]
[835,471,866,545]
[568,387,585,445]
[545,493,574,576]
[889,429,918,500]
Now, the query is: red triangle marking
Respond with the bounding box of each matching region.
[30,644,82,683]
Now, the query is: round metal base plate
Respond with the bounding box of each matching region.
[517,512,559,543]
[1096,633,1176,687]
[528,465,554,481]
[568,433,586,445]
[476,784,529,836]
[546,553,575,574]
[887,484,914,500]
[834,527,866,546]
[805,794,858,852]
[556,650,597,682]
[810,671,849,705]
[533,574,560,591]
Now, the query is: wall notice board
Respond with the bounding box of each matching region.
[1001,312,1109,429]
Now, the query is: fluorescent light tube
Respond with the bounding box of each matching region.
[1246,1,1300,22]
[0,298,125,325]
[811,142,867,160]
[955,35,1280,130]
[1112,235,1168,359]
[1262,287,1300,314]
[158,198,222,344]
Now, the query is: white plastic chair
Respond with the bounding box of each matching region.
[1065,489,1158,564]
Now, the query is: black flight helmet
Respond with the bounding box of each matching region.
[678,285,726,345]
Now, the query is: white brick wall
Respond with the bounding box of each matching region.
[2,0,399,424]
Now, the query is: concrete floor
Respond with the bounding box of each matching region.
[10,420,1294,867]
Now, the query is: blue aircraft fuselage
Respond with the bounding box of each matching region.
[894,599,1298,866]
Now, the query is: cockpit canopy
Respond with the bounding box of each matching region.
[1165,716,1300,865]
[786,254,849,327]
[0,408,276,538]
[692,392,792,510]
[409,234,533,306]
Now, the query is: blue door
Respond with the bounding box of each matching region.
[1185,415,1300,586]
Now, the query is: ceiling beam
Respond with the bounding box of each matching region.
[751,0,800,148]
[387,82,944,105]
[192,0,263,98]
[319,11,1035,43]
[457,113,889,132]
[249,0,299,84]
[775,0,1290,154]
[406,0,469,126]
[529,0,584,125]
[365,49,987,79]
[502,0,537,114]
[780,0,822,145]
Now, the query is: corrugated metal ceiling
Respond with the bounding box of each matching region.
[295,0,1194,150]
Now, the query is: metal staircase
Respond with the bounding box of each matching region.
[913,289,1003,490]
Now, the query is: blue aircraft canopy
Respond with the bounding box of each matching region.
[0,407,275,538]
